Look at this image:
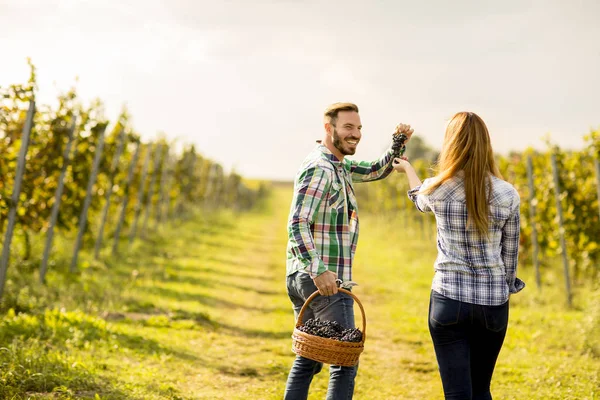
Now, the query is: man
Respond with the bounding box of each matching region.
[285,102,413,399]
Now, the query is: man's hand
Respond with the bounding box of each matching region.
[313,270,338,296]
[394,123,414,142]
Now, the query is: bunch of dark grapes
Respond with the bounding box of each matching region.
[392,133,408,158]
[298,318,363,342]
[340,328,363,342]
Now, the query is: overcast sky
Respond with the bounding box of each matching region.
[2,0,599,180]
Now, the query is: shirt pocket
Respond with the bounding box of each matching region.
[327,181,345,210]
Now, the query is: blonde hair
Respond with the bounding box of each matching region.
[324,102,359,126]
[422,112,502,236]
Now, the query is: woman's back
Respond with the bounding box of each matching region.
[409,174,524,306]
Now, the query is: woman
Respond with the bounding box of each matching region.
[393,112,525,400]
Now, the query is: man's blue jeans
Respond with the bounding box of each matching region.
[284,271,358,400]
[428,290,509,400]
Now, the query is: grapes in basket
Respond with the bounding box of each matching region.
[297,318,363,342]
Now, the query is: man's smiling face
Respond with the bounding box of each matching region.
[331,110,362,157]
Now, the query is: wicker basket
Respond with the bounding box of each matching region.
[291,288,366,367]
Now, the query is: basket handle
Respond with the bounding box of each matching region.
[295,288,367,343]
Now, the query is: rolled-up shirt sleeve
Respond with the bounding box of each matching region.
[407,178,433,213]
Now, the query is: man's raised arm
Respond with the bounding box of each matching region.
[348,147,395,183]
[349,123,414,182]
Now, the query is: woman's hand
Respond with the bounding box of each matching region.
[393,157,423,189]
[392,156,412,173]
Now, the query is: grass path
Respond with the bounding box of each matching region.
[2,185,599,399]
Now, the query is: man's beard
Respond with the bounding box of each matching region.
[333,128,357,156]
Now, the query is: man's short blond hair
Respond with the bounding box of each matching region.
[324,102,359,126]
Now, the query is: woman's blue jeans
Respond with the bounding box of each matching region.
[428,290,509,400]
[284,271,358,400]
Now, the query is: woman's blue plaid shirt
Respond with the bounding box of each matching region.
[409,174,525,306]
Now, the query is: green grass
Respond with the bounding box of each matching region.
[0,187,598,399]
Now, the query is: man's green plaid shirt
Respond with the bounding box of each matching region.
[286,143,395,281]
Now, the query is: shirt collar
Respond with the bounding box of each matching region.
[315,140,342,165]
